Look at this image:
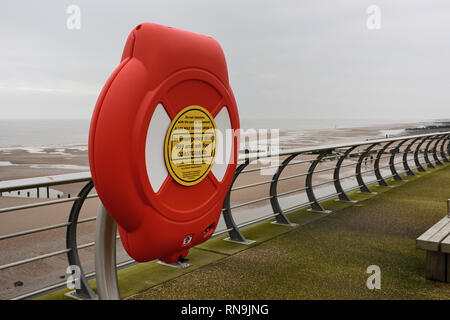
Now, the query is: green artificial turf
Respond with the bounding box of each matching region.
[131,165,450,300]
[38,164,450,300]
[37,248,227,300]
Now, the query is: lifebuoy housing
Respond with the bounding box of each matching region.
[89,23,239,263]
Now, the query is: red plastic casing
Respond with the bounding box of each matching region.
[88,23,239,263]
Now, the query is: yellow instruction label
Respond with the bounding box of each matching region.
[164,105,217,186]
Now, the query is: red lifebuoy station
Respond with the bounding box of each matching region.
[89,23,240,263]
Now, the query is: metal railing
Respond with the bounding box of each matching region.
[0,131,449,299]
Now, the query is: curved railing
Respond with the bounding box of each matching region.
[220,132,450,243]
[0,131,449,299]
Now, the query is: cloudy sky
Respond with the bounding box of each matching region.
[0,1,449,121]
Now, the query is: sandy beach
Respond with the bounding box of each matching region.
[0,121,443,299]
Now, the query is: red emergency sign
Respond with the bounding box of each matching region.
[89,23,239,263]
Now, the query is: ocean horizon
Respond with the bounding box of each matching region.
[0,118,432,149]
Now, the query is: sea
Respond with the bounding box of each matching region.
[0,118,430,149]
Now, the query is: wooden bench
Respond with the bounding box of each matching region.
[416,203,450,282]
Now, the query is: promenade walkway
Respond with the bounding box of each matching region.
[41,164,450,300]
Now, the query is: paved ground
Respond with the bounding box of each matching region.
[130,165,450,300]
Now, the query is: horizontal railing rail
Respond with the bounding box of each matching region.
[0,131,449,299]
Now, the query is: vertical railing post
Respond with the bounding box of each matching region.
[334,146,357,202]
[356,143,378,193]
[306,150,332,213]
[403,137,420,176]
[221,150,253,244]
[269,153,298,225]
[432,135,444,166]
[440,134,449,163]
[66,180,97,300]
[447,134,450,158]
[447,135,450,158]
[424,136,436,169]
[389,139,408,181]
[414,137,428,172]
[374,141,394,187]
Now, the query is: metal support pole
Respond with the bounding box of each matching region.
[433,135,444,166]
[95,203,120,300]
[390,139,407,181]
[306,150,332,213]
[374,141,394,187]
[334,146,357,202]
[222,151,253,243]
[440,134,449,163]
[448,199,450,218]
[424,136,435,169]
[356,143,378,193]
[66,180,97,300]
[414,137,427,172]
[403,137,420,176]
[269,153,298,225]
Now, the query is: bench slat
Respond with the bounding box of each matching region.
[441,234,450,254]
[428,223,450,248]
[416,216,450,251]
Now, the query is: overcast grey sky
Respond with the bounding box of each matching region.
[0,1,449,121]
